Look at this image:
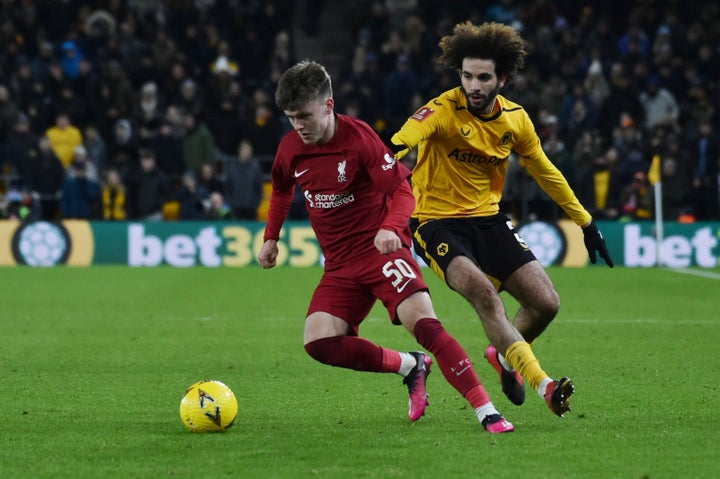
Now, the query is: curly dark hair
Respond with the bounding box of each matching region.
[438,22,527,81]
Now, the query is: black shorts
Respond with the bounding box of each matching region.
[410,214,537,290]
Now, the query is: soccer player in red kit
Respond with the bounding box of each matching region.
[257,60,514,433]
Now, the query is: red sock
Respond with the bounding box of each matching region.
[304,336,400,373]
[413,318,490,408]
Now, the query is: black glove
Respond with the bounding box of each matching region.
[582,220,614,268]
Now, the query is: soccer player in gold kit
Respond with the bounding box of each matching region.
[390,22,614,417]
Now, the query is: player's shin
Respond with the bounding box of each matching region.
[413,318,489,406]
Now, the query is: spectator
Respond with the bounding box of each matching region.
[45,111,83,169]
[204,191,233,220]
[53,84,91,131]
[1,186,37,221]
[639,76,679,133]
[150,120,185,179]
[382,53,420,133]
[242,99,283,157]
[150,30,177,72]
[558,83,598,151]
[236,26,270,91]
[13,62,37,121]
[45,61,66,101]
[177,79,204,118]
[60,154,101,219]
[612,114,647,183]
[1,1,719,225]
[108,118,138,175]
[0,85,20,151]
[224,139,264,220]
[101,168,127,221]
[209,41,240,77]
[29,40,56,83]
[660,156,691,221]
[577,147,624,220]
[538,75,567,117]
[619,170,653,221]
[485,0,519,25]
[583,59,610,113]
[4,113,36,187]
[618,17,652,64]
[269,30,295,71]
[571,130,603,184]
[126,148,171,221]
[197,162,224,198]
[598,62,644,138]
[71,58,98,104]
[303,0,326,37]
[101,60,135,122]
[59,40,84,80]
[25,136,65,221]
[505,73,541,122]
[342,50,385,125]
[176,173,206,220]
[206,80,246,156]
[652,24,674,68]
[69,145,98,182]
[680,79,714,134]
[181,113,215,175]
[84,124,108,175]
[684,119,720,220]
[23,74,55,135]
[134,82,165,144]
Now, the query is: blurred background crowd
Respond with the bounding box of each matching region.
[0,0,718,223]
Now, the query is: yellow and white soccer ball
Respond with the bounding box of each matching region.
[179,380,238,432]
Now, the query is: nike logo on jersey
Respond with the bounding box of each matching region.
[396,279,413,293]
[294,168,310,178]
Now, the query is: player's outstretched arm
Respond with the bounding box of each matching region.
[582,220,614,268]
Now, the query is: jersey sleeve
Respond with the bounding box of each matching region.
[380,179,415,234]
[390,102,443,160]
[263,146,295,241]
[515,113,592,226]
[358,120,411,192]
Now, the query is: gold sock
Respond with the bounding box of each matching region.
[504,340,548,392]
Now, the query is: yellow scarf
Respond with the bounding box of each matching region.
[102,185,127,220]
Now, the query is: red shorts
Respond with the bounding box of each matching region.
[307,247,428,333]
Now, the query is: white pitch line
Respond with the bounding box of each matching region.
[665,267,720,280]
[567,318,718,325]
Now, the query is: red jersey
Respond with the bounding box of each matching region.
[265,114,412,266]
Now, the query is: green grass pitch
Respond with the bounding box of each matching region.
[2,265,719,478]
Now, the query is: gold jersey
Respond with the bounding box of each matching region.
[392,87,591,226]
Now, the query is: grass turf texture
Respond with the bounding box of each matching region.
[1,265,718,479]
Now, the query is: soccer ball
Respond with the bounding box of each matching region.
[179,380,238,432]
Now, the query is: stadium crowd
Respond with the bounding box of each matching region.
[0,0,719,222]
